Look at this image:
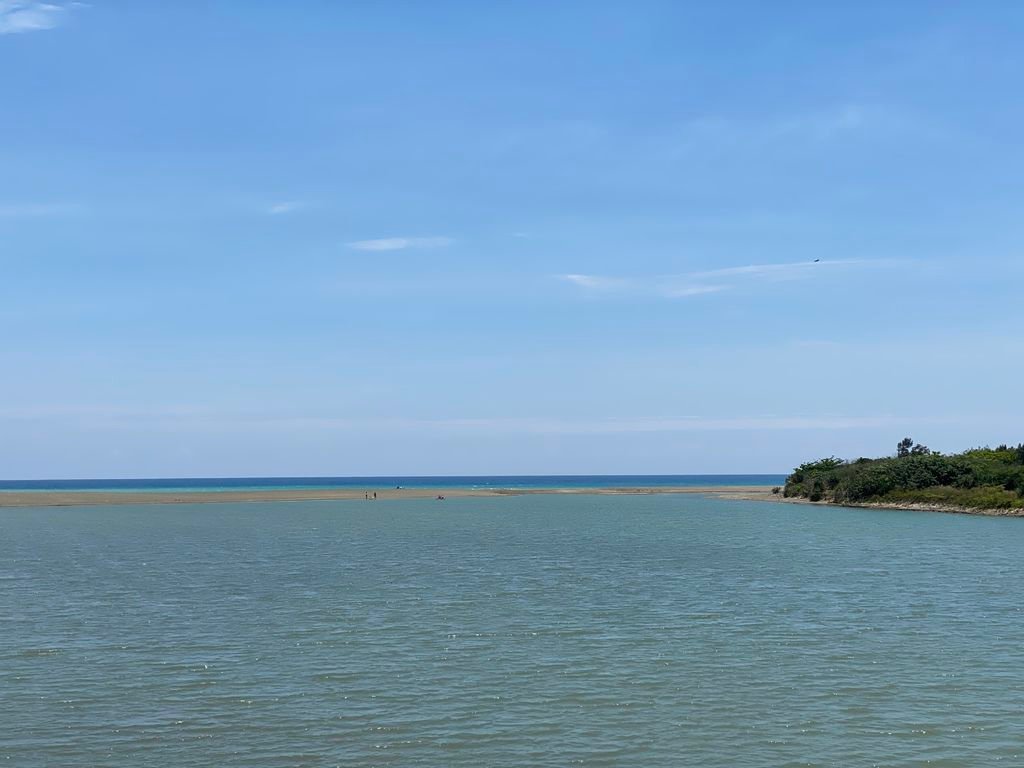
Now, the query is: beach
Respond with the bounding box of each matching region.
[6,485,1017,516]
[0,485,776,508]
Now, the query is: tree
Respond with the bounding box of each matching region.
[897,437,930,457]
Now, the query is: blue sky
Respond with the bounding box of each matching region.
[2,1,1023,478]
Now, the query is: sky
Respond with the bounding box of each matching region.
[2,1,1023,478]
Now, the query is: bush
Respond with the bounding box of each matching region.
[783,440,1024,511]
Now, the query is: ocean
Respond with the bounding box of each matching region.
[0,474,783,492]
[3,493,1022,766]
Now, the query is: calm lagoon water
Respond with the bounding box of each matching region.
[2,494,1023,766]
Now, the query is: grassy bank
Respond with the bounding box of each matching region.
[783,440,1024,511]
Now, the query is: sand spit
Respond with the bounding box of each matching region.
[8,484,1011,516]
[0,485,775,508]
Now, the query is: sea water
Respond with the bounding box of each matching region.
[2,494,1022,766]
[0,474,783,493]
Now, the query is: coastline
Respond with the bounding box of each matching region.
[714,489,1024,518]
[5,485,1015,516]
[0,485,775,508]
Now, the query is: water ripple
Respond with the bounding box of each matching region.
[2,495,1024,766]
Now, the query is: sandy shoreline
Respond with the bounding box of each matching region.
[2,485,1014,516]
[0,485,776,508]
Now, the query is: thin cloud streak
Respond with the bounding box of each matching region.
[661,285,727,298]
[370,415,925,435]
[671,103,920,155]
[0,407,939,435]
[689,258,869,279]
[0,1,70,34]
[561,258,903,299]
[561,273,626,291]
[347,236,454,251]
[267,201,304,215]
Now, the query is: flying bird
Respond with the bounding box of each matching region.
[813,258,820,262]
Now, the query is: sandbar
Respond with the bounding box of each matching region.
[0,485,776,508]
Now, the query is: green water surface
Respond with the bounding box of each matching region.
[2,495,1022,766]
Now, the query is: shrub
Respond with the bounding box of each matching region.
[782,440,1024,510]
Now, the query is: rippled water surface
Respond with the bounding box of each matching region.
[3,495,1023,766]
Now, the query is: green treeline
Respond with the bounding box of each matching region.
[784,439,1024,510]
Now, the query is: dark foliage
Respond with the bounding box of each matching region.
[784,440,1024,510]
[897,436,931,457]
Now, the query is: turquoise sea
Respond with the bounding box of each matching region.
[3,493,1023,766]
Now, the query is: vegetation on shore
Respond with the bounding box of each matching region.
[784,439,1024,511]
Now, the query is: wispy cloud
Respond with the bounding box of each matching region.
[561,273,626,291]
[0,406,934,435]
[364,415,923,435]
[560,258,898,299]
[559,271,724,299]
[769,104,876,141]
[267,201,304,215]
[305,414,934,434]
[0,202,80,217]
[769,104,928,143]
[0,1,72,34]
[662,284,727,298]
[347,236,453,252]
[673,103,918,154]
